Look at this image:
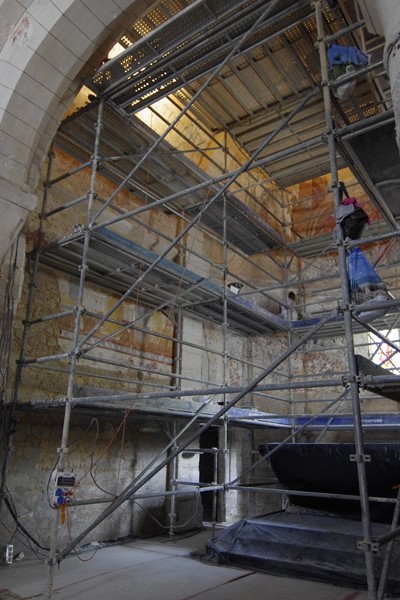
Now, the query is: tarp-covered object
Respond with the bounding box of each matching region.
[207,443,400,592]
[206,512,400,593]
[355,354,400,402]
[258,443,400,523]
[348,247,390,321]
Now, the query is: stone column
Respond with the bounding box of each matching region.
[0,177,36,262]
[359,0,400,148]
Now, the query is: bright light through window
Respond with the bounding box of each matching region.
[108,43,125,59]
[368,329,400,375]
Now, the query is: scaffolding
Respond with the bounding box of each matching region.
[3,1,400,599]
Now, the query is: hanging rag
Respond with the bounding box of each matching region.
[334,182,370,242]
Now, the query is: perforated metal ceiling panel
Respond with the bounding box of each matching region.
[83,0,389,190]
[55,0,397,261]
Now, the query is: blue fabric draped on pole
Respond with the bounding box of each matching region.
[348,247,389,322]
[327,44,369,69]
[327,44,369,99]
[348,247,382,292]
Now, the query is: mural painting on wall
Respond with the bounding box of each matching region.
[289,170,380,242]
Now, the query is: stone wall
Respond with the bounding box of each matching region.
[1,143,291,555]
[7,129,398,559]
[0,411,208,555]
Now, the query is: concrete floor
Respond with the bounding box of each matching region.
[0,528,395,600]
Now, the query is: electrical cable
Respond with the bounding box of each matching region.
[74,417,116,496]
[0,519,47,561]
[46,456,61,509]
[1,491,18,542]
[3,489,49,551]
[132,492,201,530]
[65,508,100,562]
[89,418,116,497]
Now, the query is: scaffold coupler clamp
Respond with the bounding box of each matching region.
[337,300,349,317]
[349,452,371,463]
[341,373,361,387]
[73,304,86,316]
[328,181,339,194]
[358,373,370,390]
[357,539,380,553]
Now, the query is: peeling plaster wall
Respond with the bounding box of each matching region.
[3,144,290,553]
[9,265,177,403]
[7,139,400,557]
[9,146,288,404]
[0,412,204,555]
[287,168,381,243]
[136,101,285,237]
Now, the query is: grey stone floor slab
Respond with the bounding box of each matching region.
[0,530,398,600]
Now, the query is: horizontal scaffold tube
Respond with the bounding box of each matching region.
[227,485,397,504]
[54,309,335,564]
[67,377,345,405]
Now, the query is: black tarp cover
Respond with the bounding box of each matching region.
[355,354,400,402]
[259,443,400,522]
[207,512,400,593]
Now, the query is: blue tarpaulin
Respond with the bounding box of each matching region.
[327,44,368,68]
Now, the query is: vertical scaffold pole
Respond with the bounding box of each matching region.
[314,3,377,598]
[46,98,104,599]
[221,144,229,525]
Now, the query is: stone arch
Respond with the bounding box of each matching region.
[0,0,151,259]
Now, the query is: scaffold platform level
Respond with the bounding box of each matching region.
[38,228,289,336]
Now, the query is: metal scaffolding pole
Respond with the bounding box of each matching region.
[75,86,318,355]
[46,98,104,599]
[91,0,285,226]
[13,6,397,596]
[69,485,223,508]
[377,486,400,600]
[68,376,344,406]
[227,485,397,505]
[315,2,377,598]
[53,310,333,564]
[167,421,178,539]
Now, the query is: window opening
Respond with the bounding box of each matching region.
[367,329,400,375]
